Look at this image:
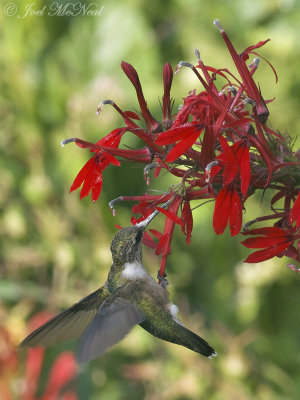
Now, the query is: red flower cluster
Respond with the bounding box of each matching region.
[62,20,300,276]
[242,192,300,263]
[0,312,77,400]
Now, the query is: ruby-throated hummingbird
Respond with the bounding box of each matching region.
[20,206,217,362]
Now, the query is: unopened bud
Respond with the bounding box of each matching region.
[175,61,194,75]
[253,57,259,67]
[205,161,219,182]
[213,19,224,33]
[194,48,201,61]
[61,138,76,147]
[109,197,124,215]
[244,98,256,106]
[228,86,237,96]
[96,100,114,116]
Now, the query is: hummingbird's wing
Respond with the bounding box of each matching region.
[20,286,110,348]
[77,295,145,363]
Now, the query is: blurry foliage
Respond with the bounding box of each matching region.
[0,0,300,399]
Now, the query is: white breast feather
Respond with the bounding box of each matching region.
[169,303,185,326]
[170,303,179,317]
[121,261,148,280]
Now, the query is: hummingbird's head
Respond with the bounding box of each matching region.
[110,225,145,264]
[110,206,164,264]
[110,201,171,264]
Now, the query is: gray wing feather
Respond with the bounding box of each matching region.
[20,287,109,347]
[77,297,145,363]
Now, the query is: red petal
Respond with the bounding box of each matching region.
[25,348,44,398]
[156,207,183,226]
[124,111,140,120]
[74,139,98,149]
[69,157,95,193]
[166,130,201,162]
[231,140,251,196]
[218,135,232,156]
[222,162,238,186]
[262,124,284,140]
[213,186,231,235]
[182,201,193,244]
[242,227,286,236]
[244,242,290,263]
[289,192,300,227]
[80,161,97,199]
[155,233,168,255]
[162,63,173,122]
[91,167,103,202]
[251,113,273,185]
[101,151,121,166]
[209,164,222,180]
[155,124,202,145]
[218,27,269,119]
[158,196,182,277]
[149,229,163,239]
[222,117,252,129]
[200,126,215,167]
[171,103,191,127]
[154,164,162,178]
[218,136,238,185]
[241,235,289,249]
[43,352,77,398]
[239,145,250,196]
[121,61,159,131]
[229,190,242,236]
[97,128,125,147]
[242,39,270,58]
[142,231,158,249]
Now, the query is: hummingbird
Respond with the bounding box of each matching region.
[20,206,217,363]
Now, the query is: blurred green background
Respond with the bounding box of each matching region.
[1,0,300,399]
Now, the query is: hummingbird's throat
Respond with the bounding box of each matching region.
[121,261,149,280]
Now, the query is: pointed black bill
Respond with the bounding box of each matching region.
[135,199,171,230]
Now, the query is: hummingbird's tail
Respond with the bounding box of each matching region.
[175,324,217,358]
[140,319,217,358]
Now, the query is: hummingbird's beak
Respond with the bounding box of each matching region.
[135,199,171,230]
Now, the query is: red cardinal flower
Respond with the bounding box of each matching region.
[181,200,193,245]
[216,136,251,197]
[0,312,77,400]
[213,184,242,237]
[0,327,18,400]
[157,195,183,280]
[66,128,126,202]
[22,312,78,400]
[241,227,295,263]
[162,62,174,128]
[155,123,205,162]
[121,61,161,132]
[62,20,300,271]
[213,19,270,123]
[289,192,300,228]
